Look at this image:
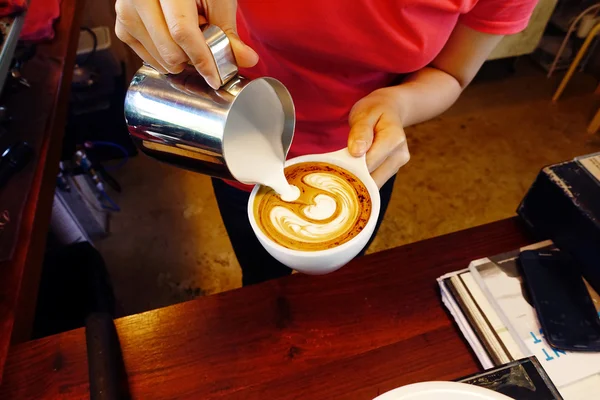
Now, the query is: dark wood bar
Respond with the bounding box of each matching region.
[0,218,533,399]
[0,0,84,381]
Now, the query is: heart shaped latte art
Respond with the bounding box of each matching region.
[253,162,371,251]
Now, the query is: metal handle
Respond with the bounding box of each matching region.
[202,24,238,87]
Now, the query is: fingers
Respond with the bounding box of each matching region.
[204,0,259,68]
[115,21,168,74]
[349,104,409,187]
[135,0,188,73]
[160,0,221,88]
[115,0,258,88]
[365,112,406,173]
[116,0,175,73]
[347,109,378,157]
[370,142,411,188]
[227,32,260,68]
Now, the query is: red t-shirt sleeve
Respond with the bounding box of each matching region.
[460,0,539,35]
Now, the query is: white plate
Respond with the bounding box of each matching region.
[374,382,514,400]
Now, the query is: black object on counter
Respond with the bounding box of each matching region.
[458,356,562,399]
[519,250,600,352]
[0,141,33,190]
[518,154,600,296]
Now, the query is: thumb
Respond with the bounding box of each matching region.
[347,111,378,157]
[227,35,259,68]
[206,1,259,68]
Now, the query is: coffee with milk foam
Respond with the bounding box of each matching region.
[253,162,372,251]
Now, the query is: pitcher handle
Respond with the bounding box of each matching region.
[202,24,238,87]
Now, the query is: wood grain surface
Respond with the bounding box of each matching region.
[0,218,534,399]
[0,0,84,382]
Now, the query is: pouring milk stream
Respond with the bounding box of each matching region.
[223,84,300,202]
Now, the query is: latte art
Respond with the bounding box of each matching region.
[253,162,372,251]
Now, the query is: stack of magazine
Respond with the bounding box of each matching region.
[438,241,600,400]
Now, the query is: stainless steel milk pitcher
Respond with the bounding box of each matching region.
[124,25,295,181]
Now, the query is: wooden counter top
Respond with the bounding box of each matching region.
[0,217,533,399]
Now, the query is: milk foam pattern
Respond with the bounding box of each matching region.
[270,172,357,243]
[254,162,371,251]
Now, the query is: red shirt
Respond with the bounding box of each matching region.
[230,0,537,190]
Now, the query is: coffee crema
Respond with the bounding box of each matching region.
[253,162,372,251]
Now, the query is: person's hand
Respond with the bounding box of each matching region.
[115,0,259,88]
[347,88,411,188]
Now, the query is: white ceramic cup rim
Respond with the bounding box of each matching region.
[247,151,381,258]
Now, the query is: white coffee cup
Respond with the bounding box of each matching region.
[247,148,381,275]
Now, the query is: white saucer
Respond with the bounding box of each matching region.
[374,382,513,400]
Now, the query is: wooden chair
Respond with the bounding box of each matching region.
[553,22,600,102]
[552,22,600,135]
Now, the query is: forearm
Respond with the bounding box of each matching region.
[382,24,503,128]
[382,67,463,128]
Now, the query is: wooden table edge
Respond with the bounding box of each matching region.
[0,0,85,382]
[0,217,535,399]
